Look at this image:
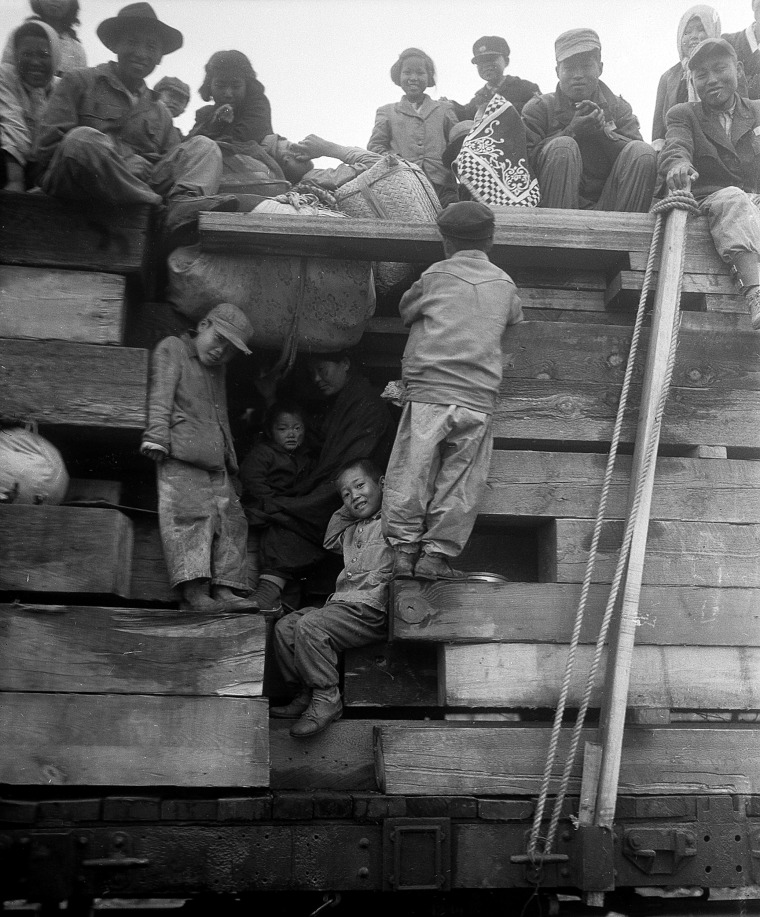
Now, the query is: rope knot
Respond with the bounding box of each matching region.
[650,190,700,216]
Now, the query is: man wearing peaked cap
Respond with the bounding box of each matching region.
[521,27,656,212]
[436,200,495,238]
[33,3,238,247]
[452,34,540,121]
[722,0,760,99]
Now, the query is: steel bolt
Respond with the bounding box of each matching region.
[359,837,370,848]
[358,867,369,879]
[629,833,641,848]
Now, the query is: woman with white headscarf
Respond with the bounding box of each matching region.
[2,1,86,77]
[651,5,721,151]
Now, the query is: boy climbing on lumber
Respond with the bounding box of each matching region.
[382,201,524,580]
[271,458,393,737]
[141,302,257,613]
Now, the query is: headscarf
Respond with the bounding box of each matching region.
[10,20,61,88]
[677,5,721,101]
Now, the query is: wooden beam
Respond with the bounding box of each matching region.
[440,644,760,709]
[605,269,736,310]
[0,338,147,428]
[0,604,266,696]
[0,191,154,275]
[479,450,760,523]
[0,505,133,596]
[1,692,269,786]
[548,518,760,587]
[391,579,760,646]
[375,724,760,795]
[130,515,174,603]
[343,642,438,707]
[0,266,126,344]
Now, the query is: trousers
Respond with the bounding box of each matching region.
[382,401,492,557]
[699,186,760,261]
[40,128,223,205]
[157,458,248,590]
[534,136,656,212]
[274,601,387,690]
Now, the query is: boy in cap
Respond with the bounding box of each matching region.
[382,201,523,580]
[141,303,256,613]
[659,37,760,329]
[453,35,540,121]
[722,1,760,99]
[522,28,656,211]
[33,3,237,244]
[155,75,190,118]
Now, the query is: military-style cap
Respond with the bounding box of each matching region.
[436,201,495,240]
[154,76,190,100]
[555,28,601,63]
[206,303,253,355]
[688,37,738,70]
[471,35,510,62]
[97,3,183,55]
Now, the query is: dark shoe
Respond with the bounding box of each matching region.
[179,595,226,613]
[270,689,312,719]
[164,193,239,251]
[289,688,342,738]
[218,594,260,612]
[393,547,419,578]
[249,578,283,611]
[746,287,760,331]
[414,552,467,581]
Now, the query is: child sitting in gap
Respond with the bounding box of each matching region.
[382,201,524,580]
[271,458,393,738]
[140,302,256,613]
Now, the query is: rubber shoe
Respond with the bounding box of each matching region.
[218,594,260,612]
[393,547,418,578]
[289,688,342,738]
[414,552,467,581]
[179,595,226,613]
[270,689,312,719]
[249,578,282,610]
[746,287,760,331]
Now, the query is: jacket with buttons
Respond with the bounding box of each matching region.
[658,95,760,201]
[34,61,176,171]
[368,93,457,189]
[323,508,393,611]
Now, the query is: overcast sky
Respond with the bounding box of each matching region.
[1,0,756,148]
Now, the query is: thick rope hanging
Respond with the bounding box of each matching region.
[527,190,699,862]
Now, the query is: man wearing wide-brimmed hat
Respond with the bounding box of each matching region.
[33,2,237,242]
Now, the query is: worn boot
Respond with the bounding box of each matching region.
[745,287,760,331]
[164,193,239,251]
[249,575,284,611]
[392,546,419,578]
[289,687,343,738]
[212,585,259,612]
[270,688,312,719]
[414,551,467,581]
[179,579,226,613]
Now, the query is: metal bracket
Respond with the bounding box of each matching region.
[623,828,697,875]
[383,818,450,891]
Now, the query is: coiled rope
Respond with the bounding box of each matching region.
[527,189,700,863]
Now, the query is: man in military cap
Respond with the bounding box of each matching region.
[522,28,656,211]
[33,2,237,242]
[382,202,524,581]
[453,35,540,121]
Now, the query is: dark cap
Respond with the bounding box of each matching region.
[688,37,738,70]
[471,35,510,63]
[97,3,183,55]
[206,302,253,355]
[555,28,601,63]
[154,76,190,99]
[436,201,495,240]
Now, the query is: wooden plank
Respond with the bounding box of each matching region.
[130,515,174,603]
[0,605,266,696]
[548,518,760,587]
[0,692,268,787]
[0,191,154,275]
[375,724,760,795]
[440,644,760,709]
[605,269,736,310]
[0,266,126,344]
[391,579,760,646]
[0,339,147,428]
[629,243,727,277]
[0,505,133,596]
[64,478,123,504]
[343,642,438,707]
[480,451,760,523]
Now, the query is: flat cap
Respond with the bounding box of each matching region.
[688,37,738,69]
[436,201,495,240]
[206,302,253,355]
[154,76,190,99]
[471,35,510,62]
[555,28,601,63]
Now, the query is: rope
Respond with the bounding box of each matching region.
[526,191,697,862]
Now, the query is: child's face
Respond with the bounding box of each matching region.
[337,467,384,520]
[272,412,305,452]
[195,319,237,366]
[211,73,246,109]
[680,17,708,60]
[400,56,429,102]
[159,89,188,117]
[476,54,506,84]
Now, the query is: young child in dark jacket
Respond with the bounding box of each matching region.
[140,302,255,613]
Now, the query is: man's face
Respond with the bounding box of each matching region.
[475,54,507,84]
[556,51,603,102]
[113,23,163,86]
[16,35,53,87]
[692,51,739,110]
[337,467,384,520]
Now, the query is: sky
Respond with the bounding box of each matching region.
[1,0,757,149]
